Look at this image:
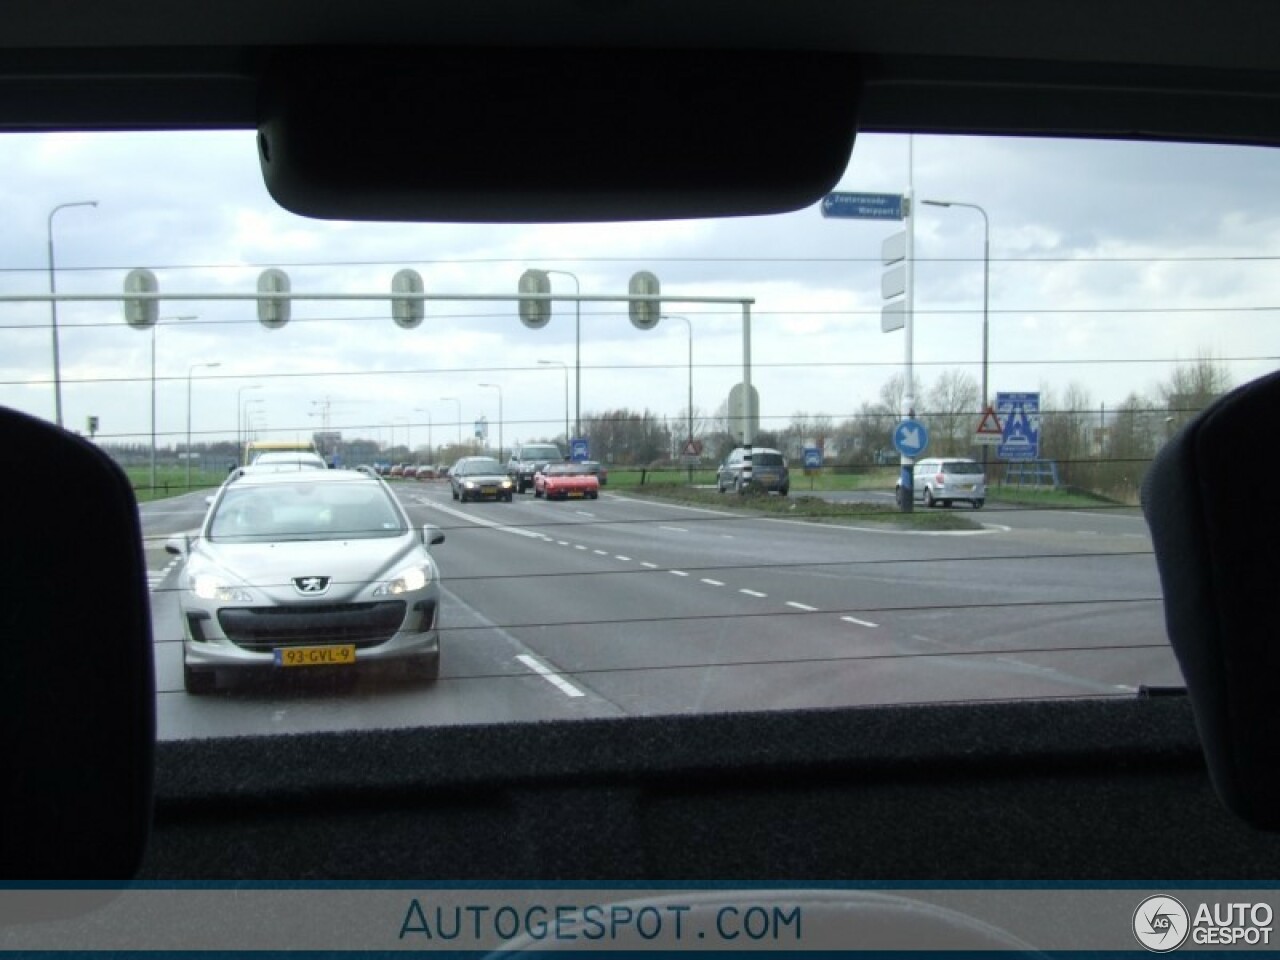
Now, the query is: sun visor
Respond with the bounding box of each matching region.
[257,47,860,223]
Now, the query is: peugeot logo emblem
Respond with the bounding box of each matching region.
[293,576,331,595]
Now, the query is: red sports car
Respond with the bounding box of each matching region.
[534,462,600,500]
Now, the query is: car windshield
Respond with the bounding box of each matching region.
[5,129,1276,739]
[457,459,503,475]
[209,480,404,542]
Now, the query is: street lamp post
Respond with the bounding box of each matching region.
[414,408,434,464]
[148,314,197,492]
[187,360,221,489]
[440,397,462,453]
[478,383,503,462]
[662,315,694,482]
[542,269,580,438]
[922,199,991,434]
[236,385,263,464]
[537,359,570,444]
[47,200,98,428]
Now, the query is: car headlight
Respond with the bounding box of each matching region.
[500,479,513,489]
[375,563,432,596]
[463,480,478,489]
[192,573,253,603]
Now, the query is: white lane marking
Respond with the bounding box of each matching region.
[593,549,609,556]
[786,601,818,612]
[740,588,767,598]
[516,654,585,699]
[670,570,689,577]
[842,615,880,629]
[641,562,658,569]
[700,578,725,587]
[419,499,543,539]
[660,526,689,533]
[557,540,570,546]
[615,555,631,562]
[574,544,587,551]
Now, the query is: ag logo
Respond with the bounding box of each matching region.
[1134,895,1190,952]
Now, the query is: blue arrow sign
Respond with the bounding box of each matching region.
[821,192,906,221]
[893,418,930,457]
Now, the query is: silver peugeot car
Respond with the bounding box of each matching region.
[166,466,445,693]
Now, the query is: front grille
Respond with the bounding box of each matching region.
[218,601,407,651]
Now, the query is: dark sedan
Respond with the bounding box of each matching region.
[448,456,514,503]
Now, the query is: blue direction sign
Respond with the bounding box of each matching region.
[570,437,589,461]
[821,192,906,221]
[892,418,930,458]
[803,445,823,469]
[996,392,1041,461]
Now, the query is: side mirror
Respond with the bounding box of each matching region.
[164,535,191,558]
[422,523,445,547]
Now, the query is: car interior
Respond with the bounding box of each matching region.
[3,0,1280,941]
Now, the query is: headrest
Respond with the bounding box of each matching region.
[0,407,154,878]
[1142,370,1280,828]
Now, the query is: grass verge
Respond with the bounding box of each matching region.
[621,482,981,530]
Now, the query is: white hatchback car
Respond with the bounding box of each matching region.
[903,457,987,509]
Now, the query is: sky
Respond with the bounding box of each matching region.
[1,129,1277,457]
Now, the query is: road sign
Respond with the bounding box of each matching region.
[820,192,905,221]
[681,439,702,457]
[803,446,823,469]
[570,437,589,461]
[882,231,907,265]
[881,263,907,300]
[997,392,1040,460]
[881,301,906,332]
[974,405,1003,446]
[893,418,929,458]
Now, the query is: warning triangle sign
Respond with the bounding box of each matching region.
[976,406,1003,436]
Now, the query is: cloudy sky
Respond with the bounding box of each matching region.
[1,129,1277,457]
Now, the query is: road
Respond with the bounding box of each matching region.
[141,482,1180,741]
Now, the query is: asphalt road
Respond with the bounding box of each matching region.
[141,483,1180,741]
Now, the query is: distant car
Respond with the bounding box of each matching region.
[716,447,790,495]
[579,460,608,485]
[506,442,564,493]
[415,465,438,480]
[449,456,514,502]
[402,465,419,479]
[899,457,987,509]
[534,462,600,500]
[165,466,446,694]
[388,464,405,478]
[242,451,328,473]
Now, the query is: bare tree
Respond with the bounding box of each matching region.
[925,370,980,456]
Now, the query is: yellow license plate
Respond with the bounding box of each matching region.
[274,644,357,668]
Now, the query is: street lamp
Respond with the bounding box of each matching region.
[47,200,98,428]
[537,359,569,444]
[661,315,694,449]
[414,408,433,464]
[922,199,991,416]
[187,360,221,490]
[440,397,462,451]
[148,314,197,491]
[542,268,580,438]
[478,383,503,462]
[236,385,263,463]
